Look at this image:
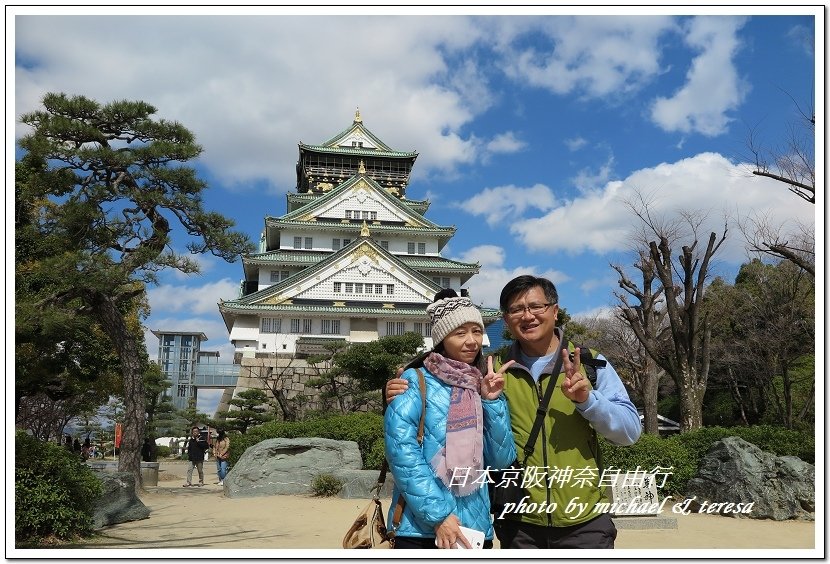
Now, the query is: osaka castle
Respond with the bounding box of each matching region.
[218,110,499,359]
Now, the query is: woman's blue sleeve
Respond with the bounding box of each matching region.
[481,395,517,469]
[384,369,455,529]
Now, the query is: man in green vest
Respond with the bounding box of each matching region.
[386,275,641,548]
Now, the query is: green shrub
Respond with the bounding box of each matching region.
[600,433,695,498]
[600,425,815,499]
[230,412,385,470]
[155,445,171,459]
[15,431,103,545]
[310,473,343,497]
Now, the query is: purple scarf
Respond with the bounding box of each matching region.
[424,352,483,497]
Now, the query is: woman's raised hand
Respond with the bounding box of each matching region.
[481,356,515,400]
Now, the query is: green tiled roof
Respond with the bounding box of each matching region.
[244,250,478,271]
[265,218,455,236]
[219,300,501,322]
[300,144,417,158]
[234,237,443,307]
[287,190,428,214]
[279,174,442,229]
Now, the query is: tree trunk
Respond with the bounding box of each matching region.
[92,293,146,491]
[677,372,705,432]
[641,363,661,435]
[781,362,793,429]
[728,367,749,426]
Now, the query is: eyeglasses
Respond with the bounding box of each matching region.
[505,302,553,317]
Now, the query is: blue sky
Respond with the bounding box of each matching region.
[10,7,820,415]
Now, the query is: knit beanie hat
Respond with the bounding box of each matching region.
[427,295,485,346]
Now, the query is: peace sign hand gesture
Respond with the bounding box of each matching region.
[561,347,590,403]
[481,356,515,400]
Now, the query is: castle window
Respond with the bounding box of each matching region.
[386,321,406,336]
[333,238,341,250]
[407,242,415,254]
[365,284,373,294]
[271,270,290,283]
[290,319,312,333]
[375,284,383,293]
[345,210,352,219]
[380,241,388,250]
[293,236,302,249]
[343,238,351,246]
[355,283,363,294]
[334,282,342,293]
[261,318,281,333]
[304,237,312,250]
[418,243,426,254]
[387,284,394,295]
[322,319,340,335]
[415,322,432,337]
[432,277,450,288]
[345,282,354,293]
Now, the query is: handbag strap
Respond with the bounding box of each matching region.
[520,332,567,465]
[389,368,427,531]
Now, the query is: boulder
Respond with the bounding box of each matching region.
[225,438,364,498]
[92,472,150,529]
[333,469,395,499]
[685,436,814,520]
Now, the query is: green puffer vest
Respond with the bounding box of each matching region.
[496,342,608,528]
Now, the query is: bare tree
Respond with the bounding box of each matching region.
[746,93,815,204]
[739,94,815,275]
[15,393,78,442]
[612,250,669,435]
[237,357,303,422]
[738,212,815,277]
[620,195,727,432]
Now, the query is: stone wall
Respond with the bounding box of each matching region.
[226,355,371,419]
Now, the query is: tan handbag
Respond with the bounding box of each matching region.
[342,369,427,549]
[341,496,393,549]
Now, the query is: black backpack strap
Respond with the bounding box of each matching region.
[569,345,606,388]
[521,334,567,465]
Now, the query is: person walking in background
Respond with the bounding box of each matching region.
[213,429,230,486]
[141,438,153,462]
[384,289,516,549]
[183,426,208,487]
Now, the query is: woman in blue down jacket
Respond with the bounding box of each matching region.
[384,290,517,549]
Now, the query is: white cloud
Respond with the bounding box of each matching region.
[14,15,491,191]
[485,131,527,155]
[565,137,588,151]
[571,155,616,193]
[142,277,239,359]
[497,16,676,98]
[197,389,224,418]
[456,183,557,227]
[650,16,750,136]
[146,278,240,317]
[506,152,815,264]
[453,245,569,308]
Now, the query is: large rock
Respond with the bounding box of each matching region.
[333,469,395,499]
[225,438,364,498]
[92,472,150,529]
[685,436,814,520]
